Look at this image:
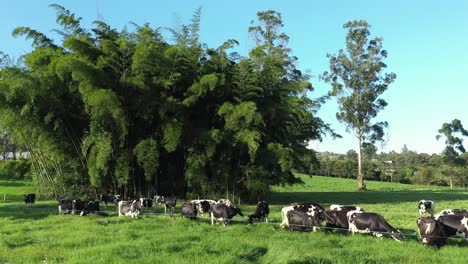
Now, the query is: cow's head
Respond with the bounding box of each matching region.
[232,206,244,217]
[130,200,141,218]
[391,229,405,242]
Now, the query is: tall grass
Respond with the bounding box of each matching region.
[0,175,467,263]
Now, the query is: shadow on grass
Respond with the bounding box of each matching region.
[270,189,468,205]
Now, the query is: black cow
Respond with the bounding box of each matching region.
[58,199,73,214]
[248,201,269,224]
[210,203,244,226]
[191,199,214,216]
[72,199,84,215]
[181,203,198,220]
[287,210,313,232]
[347,212,405,241]
[437,214,468,241]
[80,201,100,216]
[418,200,435,216]
[140,198,153,209]
[24,194,36,207]
[324,210,350,231]
[164,196,177,214]
[417,217,448,247]
[118,200,141,218]
[100,194,120,207]
[280,203,325,231]
[330,204,364,212]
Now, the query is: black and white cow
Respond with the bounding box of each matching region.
[330,204,364,212]
[418,200,435,216]
[140,198,153,209]
[210,203,244,226]
[100,194,120,208]
[217,199,232,206]
[324,210,351,231]
[164,196,177,214]
[58,199,73,215]
[280,203,325,231]
[181,202,198,220]
[80,201,100,216]
[248,201,269,224]
[154,195,165,209]
[347,211,405,242]
[118,200,141,218]
[417,217,448,247]
[436,214,468,241]
[24,194,36,207]
[72,199,84,215]
[287,210,313,232]
[190,199,215,216]
[435,209,468,218]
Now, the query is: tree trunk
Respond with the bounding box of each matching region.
[357,135,366,190]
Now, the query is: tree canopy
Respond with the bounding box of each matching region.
[0,6,328,201]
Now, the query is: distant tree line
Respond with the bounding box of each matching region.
[310,143,468,188]
[0,6,331,201]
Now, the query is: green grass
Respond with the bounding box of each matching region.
[0,175,467,263]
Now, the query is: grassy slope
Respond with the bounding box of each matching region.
[0,175,467,263]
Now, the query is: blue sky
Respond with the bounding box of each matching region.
[1,1,467,155]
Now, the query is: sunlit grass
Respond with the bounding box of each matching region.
[0,175,467,263]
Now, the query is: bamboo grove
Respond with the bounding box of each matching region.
[0,6,330,201]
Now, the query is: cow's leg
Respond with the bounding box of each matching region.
[211,212,214,225]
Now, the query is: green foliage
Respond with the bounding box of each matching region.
[133,138,159,181]
[0,160,31,179]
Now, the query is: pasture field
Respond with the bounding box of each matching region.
[0,175,467,263]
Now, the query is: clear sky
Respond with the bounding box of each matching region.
[1,1,467,155]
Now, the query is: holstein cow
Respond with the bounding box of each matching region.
[58,199,74,215]
[417,217,448,247]
[436,214,468,241]
[140,198,153,210]
[72,199,84,215]
[181,202,198,220]
[435,209,468,218]
[248,201,269,224]
[280,203,325,231]
[190,199,215,216]
[24,194,36,207]
[330,204,364,212]
[154,195,165,210]
[100,194,120,208]
[287,210,313,232]
[118,200,141,218]
[418,200,435,216]
[217,199,232,206]
[80,201,100,216]
[210,203,244,226]
[324,210,351,231]
[347,211,405,242]
[164,196,177,214]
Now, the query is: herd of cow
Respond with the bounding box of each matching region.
[22,194,467,248]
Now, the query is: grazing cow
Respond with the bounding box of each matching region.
[72,199,84,215]
[24,194,36,207]
[210,203,244,226]
[436,214,468,241]
[80,201,100,216]
[324,210,351,230]
[118,200,141,218]
[435,209,468,219]
[58,199,74,215]
[190,199,214,216]
[287,210,313,232]
[140,198,153,209]
[347,212,405,242]
[330,204,364,212]
[100,194,120,208]
[181,203,198,220]
[418,200,435,216]
[217,199,232,206]
[280,203,325,231]
[164,196,177,214]
[417,217,448,247]
[248,201,269,224]
[154,195,165,209]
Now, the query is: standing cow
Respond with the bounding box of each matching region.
[210,203,244,226]
[181,202,198,220]
[248,201,269,224]
[24,194,36,207]
[418,200,435,216]
[347,212,405,242]
[164,196,177,214]
[118,200,141,218]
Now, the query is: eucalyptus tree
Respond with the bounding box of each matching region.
[436,119,468,187]
[322,20,396,189]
